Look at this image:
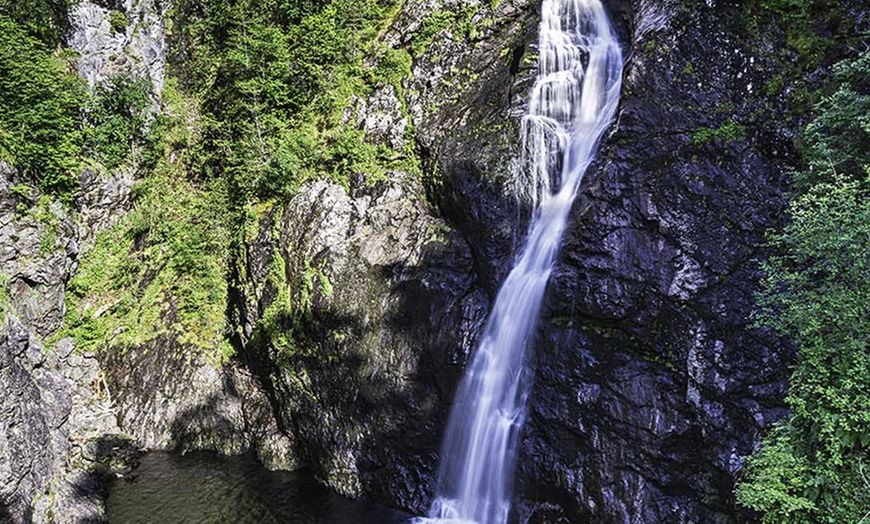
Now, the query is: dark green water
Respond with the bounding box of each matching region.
[106,452,410,523]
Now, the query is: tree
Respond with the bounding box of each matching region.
[736,51,870,523]
[0,15,85,199]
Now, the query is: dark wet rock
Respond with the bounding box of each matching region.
[511,0,825,522]
[226,0,802,519]
[403,0,540,291]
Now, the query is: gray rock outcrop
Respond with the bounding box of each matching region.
[234,172,485,511]
[68,0,168,93]
[0,316,127,524]
[101,335,298,471]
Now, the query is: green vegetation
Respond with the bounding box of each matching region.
[0,272,10,318]
[50,0,426,362]
[0,14,86,199]
[30,195,61,255]
[692,120,745,145]
[799,53,870,189]
[108,10,129,34]
[736,51,870,523]
[0,10,153,201]
[749,0,847,67]
[251,251,333,362]
[172,0,412,203]
[0,0,71,47]
[150,0,424,359]
[410,6,479,56]
[742,0,863,116]
[62,80,233,362]
[83,75,152,172]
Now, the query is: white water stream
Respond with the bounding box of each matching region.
[421,0,623,522]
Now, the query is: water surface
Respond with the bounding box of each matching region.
[107,452,410,524]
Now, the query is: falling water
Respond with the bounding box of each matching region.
[422,0,623,523]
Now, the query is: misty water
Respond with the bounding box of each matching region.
[106,452,409,524]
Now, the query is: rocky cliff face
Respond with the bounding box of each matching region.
[1,2,292,520]
[229,0,544,512]
[241,0,853,521]
[69,0,167,91]
[0,1,164,517]
[0,162,138,522]
[232,174,479,511]
[0,316,131,524]
[2,0,859,521]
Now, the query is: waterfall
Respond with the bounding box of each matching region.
[421,0,623,522]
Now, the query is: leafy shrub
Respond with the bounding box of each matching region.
[692,120,745,145]
[108,9,129,34]
[410,6,478,56]
[172,0,407,201]
[83,75,151,171]
[0,0,71,47]
[0,12,153,200]
[736,52,870,523]
[799,53,870,188]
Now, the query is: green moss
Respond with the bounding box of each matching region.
[9,183,30,200]
[0,272,10,318]
[743,0,859,112]
[692,120,746,145]
[410,6,479,56]
[252,252,334,361]
[368,45,412,91]
[30,195,60,255]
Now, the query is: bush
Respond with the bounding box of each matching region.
[692,120,746,145]
[172,0,406,202]
[0,13,151,200]
[108,9,129,34]
[83,75,151,171]
[798,53,870,188]
[0,0,71,47]
[63,86,232,360]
